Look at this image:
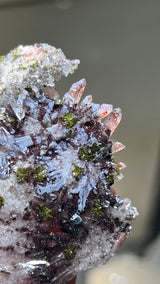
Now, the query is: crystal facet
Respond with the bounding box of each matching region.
[104,108,122,136]
[63,78,86,107]
[112,141,126,153]
[95,104,113,119]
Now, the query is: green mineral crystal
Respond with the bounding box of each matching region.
[106,173,114,185]
[72,166,83,179]
[0,196,5,207]
[64,244,76,260]
[37,205,53,222]
[15,168,29,183]
[32,166,48,182]
[62,113,77,128]
[91,199,103,217]
[78,147,93,161]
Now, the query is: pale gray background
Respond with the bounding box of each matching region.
[0,0,159,283]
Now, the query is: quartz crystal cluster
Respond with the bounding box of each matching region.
[0,44,138,284]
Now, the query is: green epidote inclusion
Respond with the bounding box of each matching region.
[54,99,63,107]
[49,232,55,237]
[115,166,120,176]
[0,270,10,275]
[111,156,115,162]
[72,166,83,179]
[15,168,29,183]
[62,113,78,128]
[0,55,6,63]
[78,143,105,161]
[105,166,120,185]
[0,196,5,208]
[78,147,93,161]
[64,244,76,260]
[13,88,21,97]
[37,205,53,222]
[32,166,48,183]
[29,60,39,70]
[8,115,17,124]
[67,129,75,138]
[12,47,19,61]
[91,199,103,217]
[15,166,48,183]
[18,64,27,70]
[91,142,105,154]
[106,173,114,185]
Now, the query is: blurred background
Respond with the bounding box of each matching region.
[0,0,159,283]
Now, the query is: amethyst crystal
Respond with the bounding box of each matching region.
[0,44,138,284]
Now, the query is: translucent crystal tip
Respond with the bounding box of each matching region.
[104,108,122,136]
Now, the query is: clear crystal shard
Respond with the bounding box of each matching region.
[112,141,126,153]
[104,108,122,136]
[80,95,92,106]
[63,78,86,106]
[95,104,113,119]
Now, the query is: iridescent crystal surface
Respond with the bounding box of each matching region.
[0,44,138,284]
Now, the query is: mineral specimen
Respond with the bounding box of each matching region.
[0,44,138,284]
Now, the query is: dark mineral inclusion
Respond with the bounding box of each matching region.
[0,44,138,284]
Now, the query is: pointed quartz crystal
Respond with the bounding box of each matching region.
[63,79,86,107]
[104,108,122,136]
[80,95,92,106]
[95,104,113,119]
[115,172,124,181]
[116,161,126,170]
[112,141,126,153]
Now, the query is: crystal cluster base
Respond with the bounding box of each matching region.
[0,44,138,283]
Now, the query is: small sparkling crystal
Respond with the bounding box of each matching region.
[0,44,138,284]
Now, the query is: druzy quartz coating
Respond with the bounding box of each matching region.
[0,44,138,284]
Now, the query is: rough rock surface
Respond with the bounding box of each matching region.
[0,44,138,284]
